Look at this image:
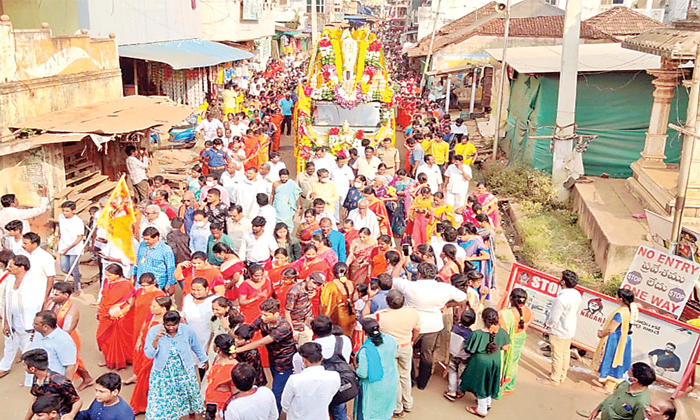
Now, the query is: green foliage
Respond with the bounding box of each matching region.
[602,274,624,297]
[486,161,603,290]
[483,162,559,209]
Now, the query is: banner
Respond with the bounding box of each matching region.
[621,245,700,318]
[576,288,699,385]
[501,263,700,386]
[96,175,137,263]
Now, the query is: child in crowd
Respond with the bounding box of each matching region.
[3,219,24,254]
[75,373,135,420]
[233,324,267,387]
[444,308,476,402]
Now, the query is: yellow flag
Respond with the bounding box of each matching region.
[96,174,137,263]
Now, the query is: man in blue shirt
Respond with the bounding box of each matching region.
[30,311,77,379]
[315,217,346,262]
[134,227,176,292]
[279,93,294,136]
[201,138,229,179]
[76,373,135,420]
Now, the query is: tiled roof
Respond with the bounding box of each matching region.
[584,6,667,37]
[478,16,615,40]
[584,6,667,36]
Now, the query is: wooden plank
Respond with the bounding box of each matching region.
[66,171,99,186]
[55,185,77,200]
[65,160,97,176]
[71,174,108,193]
[77,181,115,203]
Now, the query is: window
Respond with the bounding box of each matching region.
[312,102,382,132]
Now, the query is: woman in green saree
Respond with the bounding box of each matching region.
[498,288,532,397]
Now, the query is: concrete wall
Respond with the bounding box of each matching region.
[0,0,83,35]
[0,18,122,130]
[0,144,66,207]
[200,0,276,42]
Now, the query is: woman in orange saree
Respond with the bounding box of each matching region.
[320,263,356,337]
[346,228,377,285]
[130,295,172,414]
[202,334,238,410]
[291,244,332,282]
[123,273,165,385]
[365,189,392,237]
[214,242,245,302]
[45,282,94,390]
[96,264,136,370]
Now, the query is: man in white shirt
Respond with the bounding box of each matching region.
[312,147,336,175]
[538,270,582,387]
[267,152,287,183]
[239,216,277,265]
[352,147,382,180]
[346,199,380,238]
[139,205,171,240]
[282,342,340,420]
[20,232,56,300]
[443,155,472,209]
[237,168,266,219]
[57,201,85,292]
[220,160,244,201]
[195,112,225,142]
[0,187,49,235]
[291,315,352,373]
[450,118,469,138]
[415,154,443,193]
[226,205,251,255]
[255,194,277,236]
[331,155,354,221]
[392,261,466,390]
[222,363,278,420]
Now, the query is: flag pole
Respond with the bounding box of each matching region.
[64,222,98,286]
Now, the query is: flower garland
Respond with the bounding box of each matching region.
[328,127,341,148]
[334,84,365,109]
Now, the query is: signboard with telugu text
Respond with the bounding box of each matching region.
[621,245,700,319]
[501,263,700,387]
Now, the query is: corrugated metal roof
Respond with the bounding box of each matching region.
[486,43,662,73]
[622,27,700,59]
[12,96,197,135]
[119,39,254,70]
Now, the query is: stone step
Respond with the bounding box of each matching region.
[625,176,669,216]
[572,177,652,280]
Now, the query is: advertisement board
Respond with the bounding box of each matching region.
[501,263,700,387]
[621,245,700,318]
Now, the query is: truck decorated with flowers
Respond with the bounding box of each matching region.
[294,27,396,171]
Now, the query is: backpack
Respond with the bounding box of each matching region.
[322,336,359,405]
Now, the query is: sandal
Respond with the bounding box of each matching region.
[466,406,486,418]
[443,391,457,402]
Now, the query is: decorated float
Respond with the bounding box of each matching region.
[294,27,396,172]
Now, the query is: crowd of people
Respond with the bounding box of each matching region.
[0,23,679,420]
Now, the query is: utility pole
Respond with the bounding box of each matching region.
[491,0,511,160]
[420,0,442,90]
[551,0,582,201]
[311,0,319,47]
[668,46,700,254]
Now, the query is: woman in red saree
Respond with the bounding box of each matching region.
[237,264,273,366]
[213,242,246,302]
[346,228,377,285]
[174,251,225,299]
[96,264,135,370]
[364,188,392,237]
[202,334,238,410]
[130,295,173,414]
[296,209,319,248]
[473,182,501,230]
[291,244,333,282]
[124,273,164,385]
[238,264,274,324]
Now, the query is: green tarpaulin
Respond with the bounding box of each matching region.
[504,72,688,178]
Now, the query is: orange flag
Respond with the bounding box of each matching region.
[96,174,137,263]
